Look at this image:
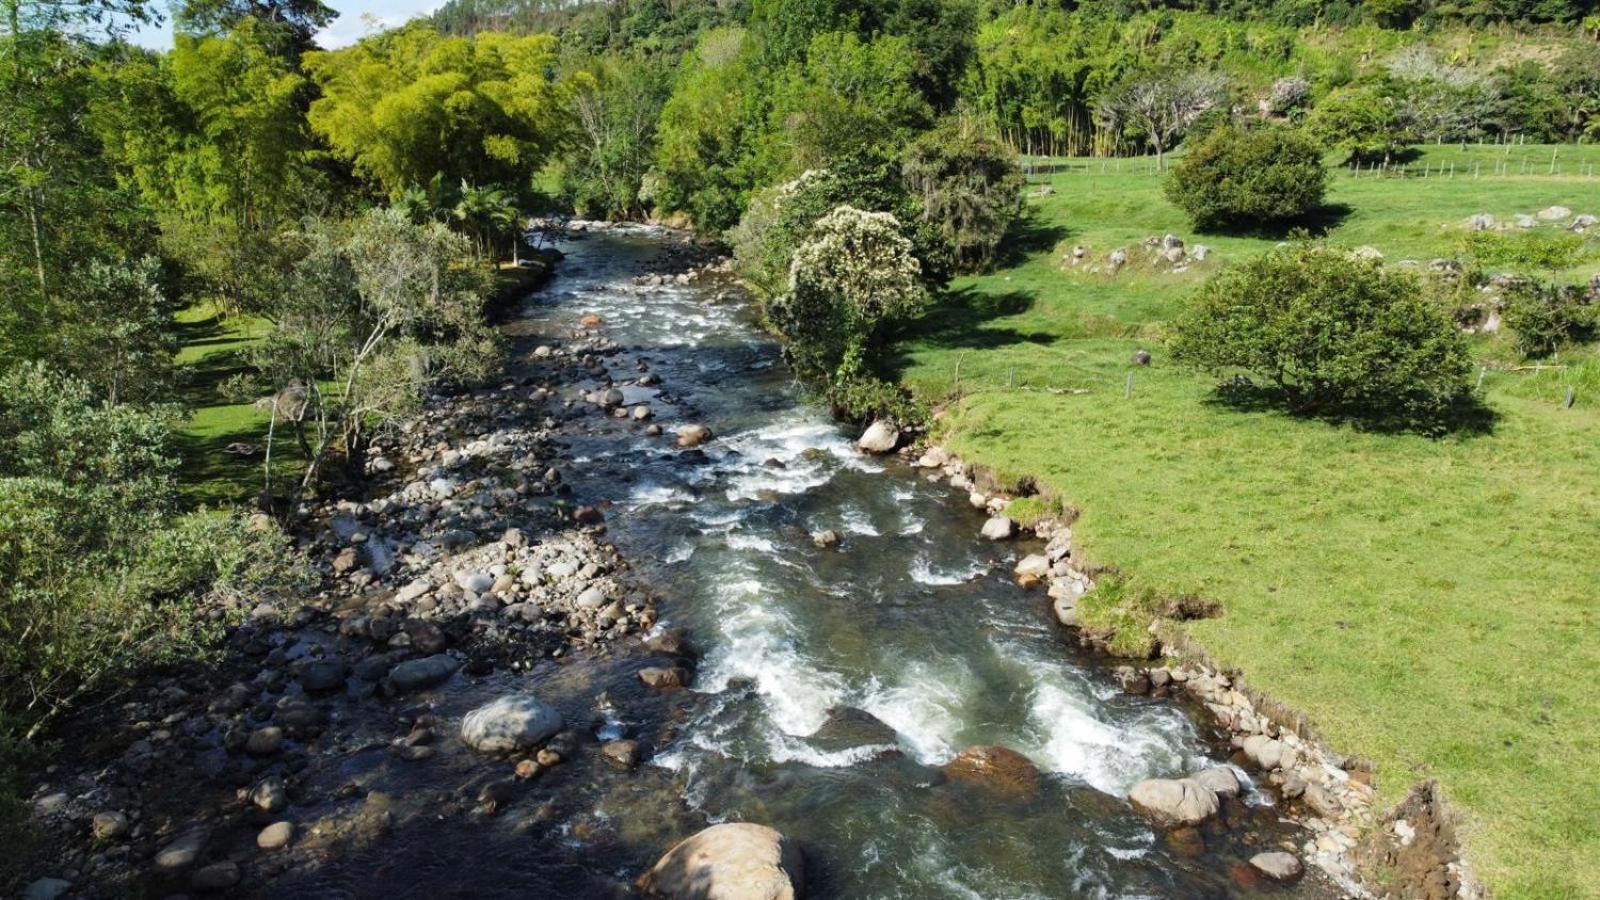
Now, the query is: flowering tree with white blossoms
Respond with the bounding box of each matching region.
[767,205,928,384]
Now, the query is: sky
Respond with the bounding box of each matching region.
[129,0,443,50]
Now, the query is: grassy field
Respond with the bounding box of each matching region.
[891,149,1600,898]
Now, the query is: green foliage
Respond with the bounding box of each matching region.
[1308,82,1409,164]
[305,24,576,198]
[174,0,336,56]
[1173,242,1474,428]
[1502,280,1598,358]
[767,205,928,381]
[1163,125,1327,231]
[1460,230,1591,272]
[901,114,1024,271]
[650,27,757,231]
[559,52,671,218]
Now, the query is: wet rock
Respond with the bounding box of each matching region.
[299,659,349,693]
[980,516,1015,541]
[677,424,714,448]
[602,739,642,769]
[943,745,1042,801]
[639,666,689,690]
[258,821,294,850]
[191,860,241,892]
[388,654,460,693]
[1112,666,1150,694]
[90,810,128,840]
[1128,778,1220,828]
[574,505,604,526]
[245,726,284,756]
[812,529,839,549]
[250,775,289,813]
[639,822,804,900]
[460,695,563,754]
[809,707,898,753]
[1241,734,1284,771]
[1192,766,1241,799]
[23,879,72,900]
[154,827,210,873]
[857,420,899,454]
[1250,851,1304,883]
[1013,554,1049,581]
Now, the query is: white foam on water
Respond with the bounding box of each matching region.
[898,515,926,536]
[857,663,970,764]
[839,506,881,536]
[663,542,695,564]
[725,532,776,553]
[766,731,899,768]
[909,555,988,586]
[628,481,694,507]
[1025,679,1195,796]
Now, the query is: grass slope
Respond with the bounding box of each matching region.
[892,146,1600,899]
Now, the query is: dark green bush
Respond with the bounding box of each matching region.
[1173,242,1474,428]
[1502,281,1597,359]
[1164,125,1328,231]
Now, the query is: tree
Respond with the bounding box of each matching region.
[901,113,1023,272]
[250,208,498,496]
[766,205,927,381]
[562,52,670,219]
[174,0,336,57]
[52,256,178,405]
[1163,125,1327,232]
[651,27,759,231]
[305,25,576,199]
[1094,71,1227,170]
[0,0,153,35]
[451,181,520,266]
[1308,83,1409,165]
[1173,242,1473,428]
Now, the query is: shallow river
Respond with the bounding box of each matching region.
[498,225,1320,899]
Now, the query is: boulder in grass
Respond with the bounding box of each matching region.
[1128,777,1220,828]
[639,823,804,900]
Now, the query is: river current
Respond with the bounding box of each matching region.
[504,225,1320,899]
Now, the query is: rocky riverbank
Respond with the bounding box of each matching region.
[856,425,1486,900]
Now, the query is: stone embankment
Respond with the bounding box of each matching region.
[857,420,1486,900]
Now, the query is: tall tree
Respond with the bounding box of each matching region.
[1094,71,1227,170]
[174,0,335,56]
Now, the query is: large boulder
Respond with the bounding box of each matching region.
[677,425,714,448]
[856,421,898,454]
[980,516,1016,541]
[1128,777,1220,828]
[808,706,899,753]
[639,822,804,900]
[1250,851,1304,883]
[942,745,1042,801]
[460,695,563,754]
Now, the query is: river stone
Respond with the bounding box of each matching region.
[812,529,840,548]
[257,821,294,850]
[943,745,1042,801]
[455,570,494,594]
[575,586,609,609]
[388,654,460,693]
[857,420,898,454]
[250,775,288,813]
[677,424,714,448]
[460,695,563,754]
[1128,778,1220,828]
[1250,851,1304,883]
[600,388,625,408]
[602,739,642,769]
[1191,766,1241,798]
[1013,554,1050,580]
[1241,734,1284,771]
[154,827,210,872]
[300,659,349,693]
[809,706,898,753]
[23,879,72,900]
[639,666,689,690]
[91,810,128,840]
[639,822,804,900]
[981,516,1016,541]
[191,860,241,891]
[245,726,284,756]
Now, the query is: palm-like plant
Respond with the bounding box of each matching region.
[451,181,522,268]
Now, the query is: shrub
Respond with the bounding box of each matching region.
[901,114,1024,272]
[766,205,928,383]
[1307,83,1408,165]
[1163,125,1327,231]
[1502,281,1597,359]
[1173,242,1474,428]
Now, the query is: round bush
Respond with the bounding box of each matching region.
[1172,242,1473,428]
[1163,125,1328,231]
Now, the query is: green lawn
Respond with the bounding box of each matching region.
[892,151,1600,899]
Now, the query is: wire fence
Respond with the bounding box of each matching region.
[1019,146,1600,182]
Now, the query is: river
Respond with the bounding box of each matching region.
[493,224,1323,898]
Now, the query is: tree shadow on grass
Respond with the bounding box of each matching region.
[1193,203,1354,241]
[994,209,1072,269]
[878,287,1055,382]
[1205,379,1498,438]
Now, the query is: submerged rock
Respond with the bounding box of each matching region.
[639,822,804,900]
[388,654,460,693]
[460,695,563,754]
[1128,777,1220,828]
[808,706,899,752]
[1250,851,1304,883]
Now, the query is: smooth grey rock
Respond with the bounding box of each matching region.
[154,827,210,872]
[980,516,1016,541]
[460,695,563,754]
[455,570,494,594]
[388,654,459,693]
[857,420,899,454]
[1250,851,1304,883]
[250,775,287,813]
[1242,734,1284,770]
[1013,554,1050,579]
[245,726,284,756]
[1128,778,1220,828]
[91,810,128,840]
[23,878,72,900]
[639,823,804,900]
[257,821,294,850]
[1192,766,1241,798]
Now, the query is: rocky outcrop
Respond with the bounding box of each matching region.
[639,823,804,900]
[1127,777,1220,828]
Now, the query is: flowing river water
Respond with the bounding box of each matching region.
[506,225,1323,899]
[273,224,1325,899]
